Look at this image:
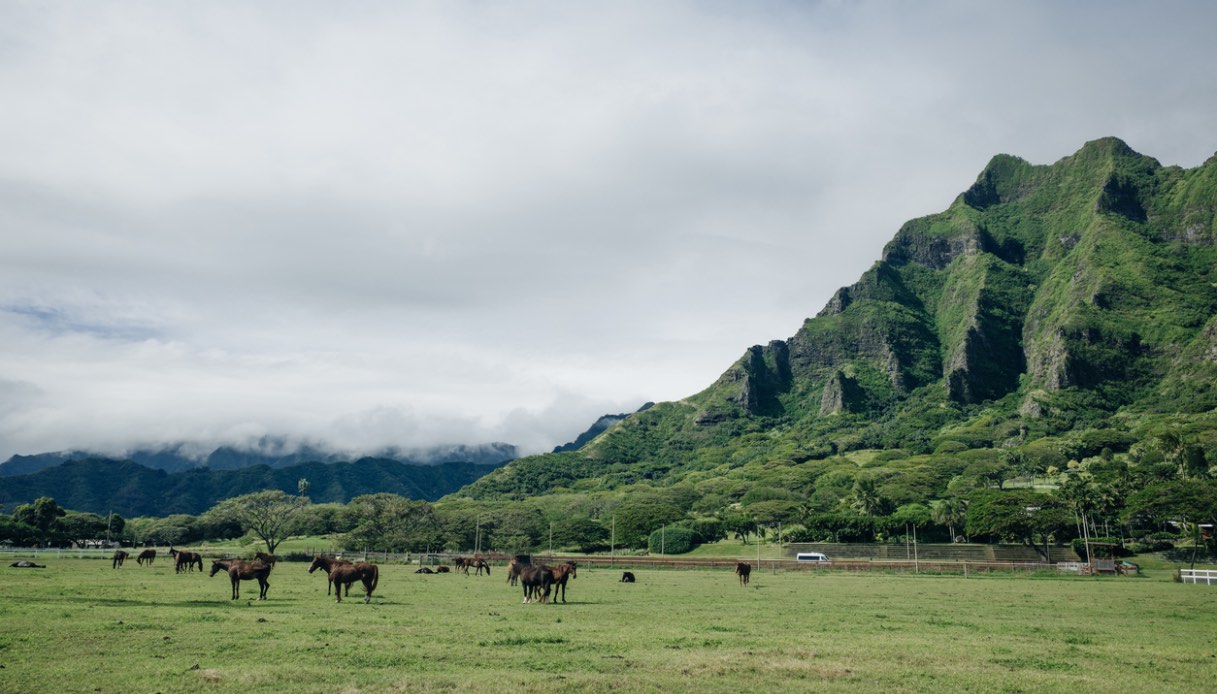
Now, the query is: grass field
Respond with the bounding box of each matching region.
[1,557,1215,693]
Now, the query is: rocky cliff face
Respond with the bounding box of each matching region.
[691,138,1217,426]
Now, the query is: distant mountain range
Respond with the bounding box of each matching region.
[0,440,518,516]
[0,440,518,477]
[0,456,509,517]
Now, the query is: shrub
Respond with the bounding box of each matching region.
[648,526,698,555]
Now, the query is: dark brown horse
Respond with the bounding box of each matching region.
[453,556,469,573]
[308,555,354,596]
[210,559,271,600]
[435,566,450,573]
[111,550,129,569]
[169,548,203,574]
[329,562,379,603]
[549,561,577,603]
[735,561,751,587]
[254,551,277,565]
[136,549,156,566]
[519,565,553,604]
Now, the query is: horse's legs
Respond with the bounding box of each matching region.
[231,576,239,600]
[260,576,269,600]
[363,577,372,604]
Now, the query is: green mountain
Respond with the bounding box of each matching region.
[457,138,1217,503]
[0,457,507,517]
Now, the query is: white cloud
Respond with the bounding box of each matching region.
[1,1,1215,460]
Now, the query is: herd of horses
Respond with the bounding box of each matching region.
[105,547,758,603]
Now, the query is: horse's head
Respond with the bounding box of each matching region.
[307,555,325,574]
[209,560,227,577]
[567,561,578,579]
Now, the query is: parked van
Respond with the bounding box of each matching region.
[795,552,830,563]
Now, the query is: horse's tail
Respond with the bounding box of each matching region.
[370,565,379,594]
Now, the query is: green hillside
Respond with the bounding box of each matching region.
[456,138,1217,515]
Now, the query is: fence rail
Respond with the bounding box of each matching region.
[1180,569,1217,585]
[0,547,1138,577]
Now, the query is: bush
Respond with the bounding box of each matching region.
[648,526,698,555]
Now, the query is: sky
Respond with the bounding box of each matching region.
[1,1,1216,462]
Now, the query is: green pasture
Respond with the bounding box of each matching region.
[1,558,1215,693]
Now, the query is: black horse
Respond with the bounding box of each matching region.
[519,565,554,604]
[112,550,129,569]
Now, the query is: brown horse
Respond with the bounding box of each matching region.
[519,565,553,604]
[735,561,751,587]
[469,557,490,576]
[136,549,156,566]
[506,558,523,586]
[435,566,450,573]
[329,563,379,603]
[254,551,277,565]
[169,548,203,574]
[308,555,354,596]
[549,561,577,603]
[210,559,272,600]
[453,557,469,574]
[111,550,129,569]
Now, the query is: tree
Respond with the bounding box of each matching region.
[850,477,894,517]
[57,512,109,547]
[613,496,685,548]
[1123,480,1217,567]
[930,498,967,541]
[549,516,609,553]
[344,494,441,552]
[208,490,310,554]
[965,490,1040,545]
[12,497,66,544]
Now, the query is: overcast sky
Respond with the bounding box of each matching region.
[1,1,1215,462]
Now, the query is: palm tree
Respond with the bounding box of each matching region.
[930,498,967,542]
[850,477,889,517]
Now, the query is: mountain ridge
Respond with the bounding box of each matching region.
[454,137,1217,501]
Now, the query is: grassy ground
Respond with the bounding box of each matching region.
[1,557,1215,693]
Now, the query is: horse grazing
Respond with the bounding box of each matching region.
[519,565,554,604]
[210,559,271,600]
[549,561,577,603]
[469,557,490,576]
[112,550,129,569]
[136,549,156,566]
[329,563,379,604]
[308,555,353,596]
[735,561,752,587]
[169,548,203,574]
[620,571,635,583]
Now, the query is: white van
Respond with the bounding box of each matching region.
[796,552,830,563]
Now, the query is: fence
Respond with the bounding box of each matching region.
[0,547,1098,576]
[1180,569,1217,585]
